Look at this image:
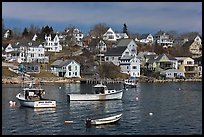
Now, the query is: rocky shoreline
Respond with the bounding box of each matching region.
[2,76,202,85]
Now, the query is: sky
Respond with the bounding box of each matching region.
[2,2,202,35]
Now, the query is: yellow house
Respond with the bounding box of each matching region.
[175,57,199,78]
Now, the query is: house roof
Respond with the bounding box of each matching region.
[2,43,9,49]
[156,53,177,61]
[51,60,64,67]
[88,38,101,48]
[139,34,150,39]
[105,46,127,56]
[17,40,43,47]
[116,39,133,47]
[161,68,184,73]
[45,33,57,40]
[34,33,45,41]
[147,53,176,63]
[154,30,166,36]
[182,40,194,48]
[193,56,202,64]
[51,59,80,67]
[144,54,158,60]
[120,56,133,60]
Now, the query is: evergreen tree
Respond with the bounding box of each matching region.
[22,27,29,37]
[123,23,128,35]
[41,25,54,34]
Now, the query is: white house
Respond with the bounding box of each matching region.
[120,56,140,78]
[154,31,174,47]
[3,43,20,62]
[3,29,11,39]
[72,28,84,42]
[17,42,49,63]
[103,28,117,41]
[44,34,62,52]
[160,68,185,79]
[50,59,81,78]
[135,34,154,44]
[65,28,84,47]
[105,39,140,77]
[116,39,137,55]
[103,27,128,42]
[4,43,14,53]
[116,32,129,40]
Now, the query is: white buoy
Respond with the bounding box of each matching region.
[178,88,181,91]
[59,87,61,89]
[149,112,153,116]
[9,101,16,106]
[136,97,139,101]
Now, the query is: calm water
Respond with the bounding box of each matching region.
[2,82,202,135]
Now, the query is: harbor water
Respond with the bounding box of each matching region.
[2,82,202,135]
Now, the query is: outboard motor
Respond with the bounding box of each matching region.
[86,118,92,128]
[67,95,70,103]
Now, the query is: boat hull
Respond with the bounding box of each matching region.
[16,93,56,108]
[124,83,137,88]
[67,90,123,101]
[86,113,122,127]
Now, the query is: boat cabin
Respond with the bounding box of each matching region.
[22,84,45,100]
[93,84,108,94]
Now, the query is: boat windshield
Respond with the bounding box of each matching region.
[95,87,105,94]
[24,89,45,97]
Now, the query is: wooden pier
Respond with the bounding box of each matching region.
[80,79,123,84]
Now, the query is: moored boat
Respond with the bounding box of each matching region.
[123,79,138,88]
[86,113,122,127]
[16,83,56,108]
[67,83,123,101]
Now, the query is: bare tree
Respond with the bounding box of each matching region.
[28,24,41,35]
[166,30,178,39]
[89,23,108,38]
[11,27,22,39]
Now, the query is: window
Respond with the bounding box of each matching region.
[132,66,137,69]
[187,61,192,65]
[108,35,114,39]
[75,66,77,70]
[69,72,71,76]
[75,72,77,76]
[68,66,71,71]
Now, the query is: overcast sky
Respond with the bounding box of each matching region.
[2,2,202,35]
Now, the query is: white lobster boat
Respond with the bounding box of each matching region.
[67,83,123,101]
[16,83,56,108]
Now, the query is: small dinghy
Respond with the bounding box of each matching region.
[86,113,122,127]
